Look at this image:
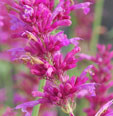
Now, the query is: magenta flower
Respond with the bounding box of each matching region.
[1,0,91,35]
[9,14,25,31]
[0,0,95,116]
[79,44,113,116]
[15,65,97,116]
[95,99,113,116]
[24,31,81,57]
[8,32,81,82]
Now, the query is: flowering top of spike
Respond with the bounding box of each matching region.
[79,44,113,83]
[1,0,91,35]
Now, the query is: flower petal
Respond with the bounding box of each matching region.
[77,83,97,97]
[51,0,64,21]
[15,100,40,116]
[71,2,92,14]
[80,65,93,79]
[105,112,113,116]
[95,99,113,116]
[79,53,92,60]
[69,37,81,46]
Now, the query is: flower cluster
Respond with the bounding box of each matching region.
[0,0,99,116]
[15,65,96,116]
[79,44,113,116]
[3,0,113,116]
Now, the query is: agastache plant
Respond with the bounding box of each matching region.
[0,0,99,116]
[86,44,113,116]
[79,44,113,116]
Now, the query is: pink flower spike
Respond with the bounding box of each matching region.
[95,99,113,116]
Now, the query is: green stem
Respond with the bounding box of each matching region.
[90,0,104,54]
[7,63,15,107]
[32,79,46,116]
